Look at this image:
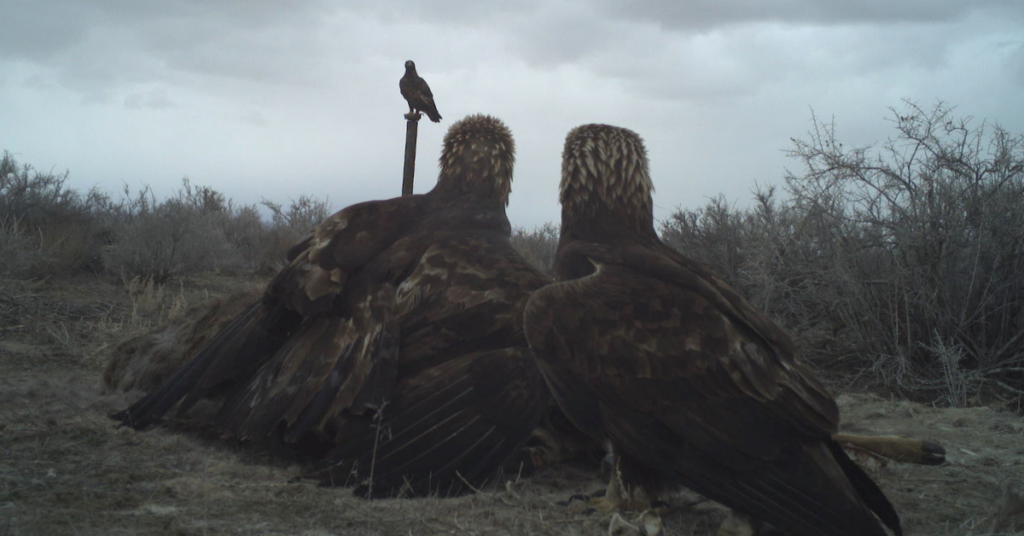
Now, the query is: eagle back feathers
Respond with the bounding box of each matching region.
[115,114,549,497]
[525,122,899,536]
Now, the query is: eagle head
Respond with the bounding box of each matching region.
[436,114,515,206]
[404,60,415,70]
[560,124,654,235]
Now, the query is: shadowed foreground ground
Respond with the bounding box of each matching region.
[1,275,1022,535]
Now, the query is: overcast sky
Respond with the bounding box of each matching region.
[3,1,1023,228]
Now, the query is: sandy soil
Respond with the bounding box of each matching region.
[1,274,1022,535]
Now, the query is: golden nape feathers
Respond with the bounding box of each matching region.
[437,114,516,206]
[560,124,654,231]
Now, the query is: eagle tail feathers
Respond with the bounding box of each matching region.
[110,301,281,430]
[827,438,903,536]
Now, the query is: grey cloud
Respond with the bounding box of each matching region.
[0,2,96,61]
[232,111,268,126]
[1004,41,1024,87]
[124,88,175,110]
[53,0,335,30]
[0,0,343,97]
[342,0,539,25]
[0,1,316,61]
[601,0,1024,30]
[509,9,997,106]
[4,0,1024,232]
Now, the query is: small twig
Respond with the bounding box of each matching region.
[533,517,586,525]
[994,380,1024,396]
[366,401,390,499]
[454,470,484,495]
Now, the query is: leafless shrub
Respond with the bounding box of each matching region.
[262,195,332,236]
[0,216,43,276]
[257,195,333,271]
[103,180,235,281]
[661,187,835,354]
[868,333,982,408]
[929,334,973,408]
[0,151,111,276]
[1,151,76,219]
[662,100,1024,403]
[101,178,314,281]
[221,203,271,269]
[0,152,333,280]
[511,223,559,275]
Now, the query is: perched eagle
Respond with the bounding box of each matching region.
[113,114,551,497]
[523,124,902,536]
[400,60,442,123]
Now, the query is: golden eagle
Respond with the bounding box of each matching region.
[113,114,550,497]
[523,124,902,535]
[400,60,442,123]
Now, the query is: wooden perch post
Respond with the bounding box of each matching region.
[402,112,421,196]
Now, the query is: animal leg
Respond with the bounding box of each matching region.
[833,433,945,465]
[589,457,652,512]
[522,426,564,469]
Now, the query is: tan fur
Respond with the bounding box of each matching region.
[834,433,945,466]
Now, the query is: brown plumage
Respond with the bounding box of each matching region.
[112,114,550,497]
[400,60,442,123]
[523,124,902,536]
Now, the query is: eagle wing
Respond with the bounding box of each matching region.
[400,75,433,103]
[115,114,546,497]
[112,196,424,430]
[115,214,550,496]
[414,75,433,99]
[315,232,551,496]
[525,241,897,536]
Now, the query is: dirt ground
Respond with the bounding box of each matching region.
[2,274,1023,535]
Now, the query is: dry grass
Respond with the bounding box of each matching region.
[103,284,262,394]
[2,273,1023,535]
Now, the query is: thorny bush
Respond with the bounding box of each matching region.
[662,100,1024,405]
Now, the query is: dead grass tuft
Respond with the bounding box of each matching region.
[103,286,261,393]
[2,267,1021,535]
